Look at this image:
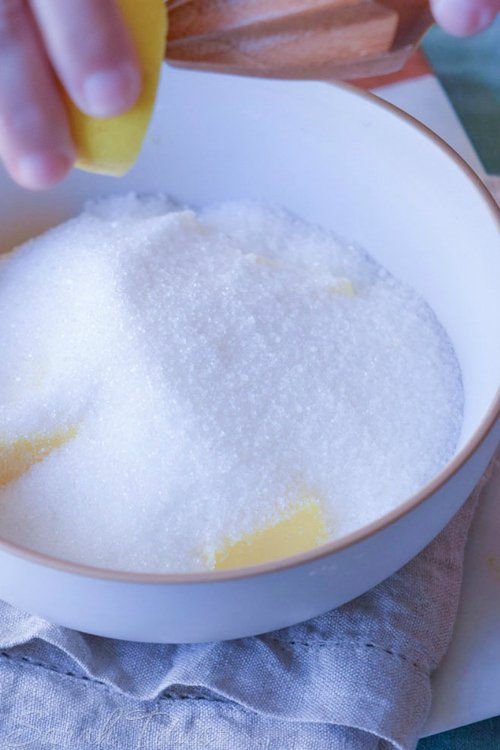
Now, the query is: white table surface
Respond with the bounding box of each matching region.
[372,74,500,737]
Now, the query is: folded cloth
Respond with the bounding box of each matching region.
[0,452,496,750]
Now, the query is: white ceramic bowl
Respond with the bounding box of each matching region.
[1,66,500,643]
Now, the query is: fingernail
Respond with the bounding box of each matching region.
[16,151,74,190]
[82,63,142,118]
[432,0,495,36]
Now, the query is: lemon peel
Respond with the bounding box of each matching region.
[67,0,167,176]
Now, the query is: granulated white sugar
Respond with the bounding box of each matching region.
[0,195,463,573]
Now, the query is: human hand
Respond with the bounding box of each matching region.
[0,0,142,190]
[431,0,500,36]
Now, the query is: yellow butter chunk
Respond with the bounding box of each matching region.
[214,497,328,570]
[67,0,168,176]
[328,277,354,296]
[254,257,354,297]
[0,425,78,487]
[255,255,276,268]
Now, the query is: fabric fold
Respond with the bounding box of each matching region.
[0,455,492,750]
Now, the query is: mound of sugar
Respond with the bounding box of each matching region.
[0,195,463,573]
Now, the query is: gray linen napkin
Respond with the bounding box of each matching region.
[0,453,495,750]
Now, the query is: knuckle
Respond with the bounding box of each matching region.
[0,100,45,144]
[70,0,130,59]
[10,104,45,133]
[0,0,26,40]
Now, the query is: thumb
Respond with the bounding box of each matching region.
[430,0,500,35]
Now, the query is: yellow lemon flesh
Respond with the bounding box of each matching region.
[67,0,167,176]
[214,496,328,570]
[0,425,78,487]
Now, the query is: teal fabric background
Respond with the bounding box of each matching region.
[417,19,500,748]
[422,16,500,174]
[418,716,500,748]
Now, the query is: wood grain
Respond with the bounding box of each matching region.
[168,0,362,40]
[351,48,432,89]
[167,1,399,68]
[165,0,433,81]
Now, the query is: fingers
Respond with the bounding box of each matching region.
[0,0,142,190]
[431,0,500,36]
[29,0,142,118]
[0,0,75,189]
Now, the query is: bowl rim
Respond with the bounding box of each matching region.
[2,76,500,585]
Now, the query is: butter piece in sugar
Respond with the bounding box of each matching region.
[0,424,78,487]
[214,494,329,570]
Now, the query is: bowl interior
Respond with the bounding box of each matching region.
[1,66,500,473]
